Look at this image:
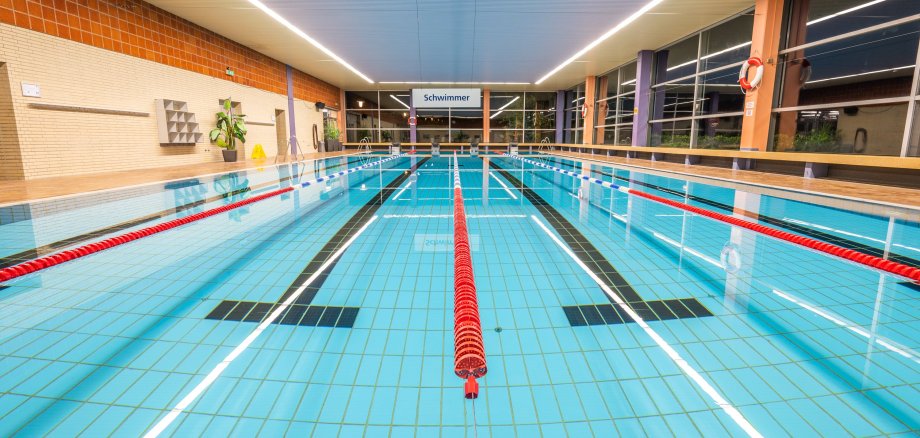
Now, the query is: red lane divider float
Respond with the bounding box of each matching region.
[0,186,294,283]
[453,154,487,399]
[628,190,920,282]
[500,152,920,283]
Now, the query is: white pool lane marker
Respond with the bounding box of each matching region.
[530,214,763,438]
[489,172,518,200]
[144,215,380,438]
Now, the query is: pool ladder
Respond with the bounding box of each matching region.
[358,137,373,154]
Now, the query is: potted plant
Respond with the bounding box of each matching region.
[210,98,247,162]
[324,121,341,151]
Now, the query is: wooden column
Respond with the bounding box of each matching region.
[583,76,597,144]
[482,89,490,143]
[739,0,785,151]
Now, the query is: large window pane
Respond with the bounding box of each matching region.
[525,130,555,142]
[346,91,379,110]
[526,111,555,130]
[791,0,920,47]
[653,77,695,120]
[451,110,483,130]
[779,22,919,107]
[772,103,908,155]
[379,111,409,129]
[416,110,449,128]
[524,92,555,111]
[490,111,525,129]
[696,115,742,149]
[699,70,745,114]
[490,93,524,111]
[346,110,378,131]
[910,102,920,156]
[651,119,692,148]
[616,126,633,146]
[619,62,638,95]
[380,129,409,143]
[452,130,483,143]
[418,130,449,143]
[700,13,754,72]
[656,36,699,83]
[490,130,523,142]
[347,130,375,142]
[379,92,412,110]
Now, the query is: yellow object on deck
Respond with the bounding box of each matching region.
[251,144,266,159]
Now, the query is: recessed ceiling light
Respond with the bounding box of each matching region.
[246,0,374,83]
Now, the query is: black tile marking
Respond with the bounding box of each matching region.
[897,281,920,292]
[538,156,920,269]
[225,301,256,321]
[336,307,360,328]
[490,160,715,326]
[563,306,587,326]
[206,302,360,328]
[0,158,366,270]
[205,157,428,329]
[564,301,713,326]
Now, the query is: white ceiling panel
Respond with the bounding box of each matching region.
[147,0,754,90]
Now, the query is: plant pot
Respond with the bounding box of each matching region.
[222,149,238,162]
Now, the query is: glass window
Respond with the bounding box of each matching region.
[380,129,409,143]
[417,130,449,143]
[699,13,754,72]
[490,93,524,111]
[696,115,743,149]
[345,91,379,110]
[346,110,378,131]
[524,92,555,111]
[619,62,638,95]
[379,92,412,110]
[525,130,555,142]
[379,110,409,129]
[451,110,483,130]
[653,76,695,120]
[772,103,908,155]
[909,101,920,156]
[656,36,699,83]
[526,111,555,131]
[415,110,448,128]
[651,119,692,148]
[452,129,483,143]
[617,126,633,146]
[490,111,525,130]
[698,70,745,114]
[790,0,920,47]
[778,22,919,107]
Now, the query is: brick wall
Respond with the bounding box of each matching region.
[0,24,326,179]
[0,0,340,106]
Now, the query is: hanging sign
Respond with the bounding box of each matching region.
[412,88,481,108]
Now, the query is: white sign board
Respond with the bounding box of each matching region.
[21,82,41,98]
[412,88,481,108]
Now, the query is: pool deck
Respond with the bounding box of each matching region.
[0,151,354,206]
[2,149,918,215]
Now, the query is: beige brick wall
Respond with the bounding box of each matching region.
[0,24,325,180]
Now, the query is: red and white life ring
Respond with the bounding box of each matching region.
[581,105,588,118]
[738,57,764,91]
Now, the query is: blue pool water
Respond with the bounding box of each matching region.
[0,153,917,436]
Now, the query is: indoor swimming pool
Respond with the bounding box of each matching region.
[0,152,917,437]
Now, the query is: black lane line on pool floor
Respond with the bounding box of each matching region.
[539,156,920,270]
[489,161,713,326]
[206,157,430,328]
[0,158,367,270]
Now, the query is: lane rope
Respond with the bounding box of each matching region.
[497,153,920,282]
[452,152,487,399]
[0,154,406,283]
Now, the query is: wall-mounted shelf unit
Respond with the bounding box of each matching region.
[155,99,203,145]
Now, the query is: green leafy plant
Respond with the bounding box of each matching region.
[793,125,840,153]
[209,99,247,151]
[324,121,341,141]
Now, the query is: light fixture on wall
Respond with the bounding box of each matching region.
[357,99,364,108]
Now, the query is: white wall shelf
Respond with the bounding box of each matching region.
[155,99,203,145]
